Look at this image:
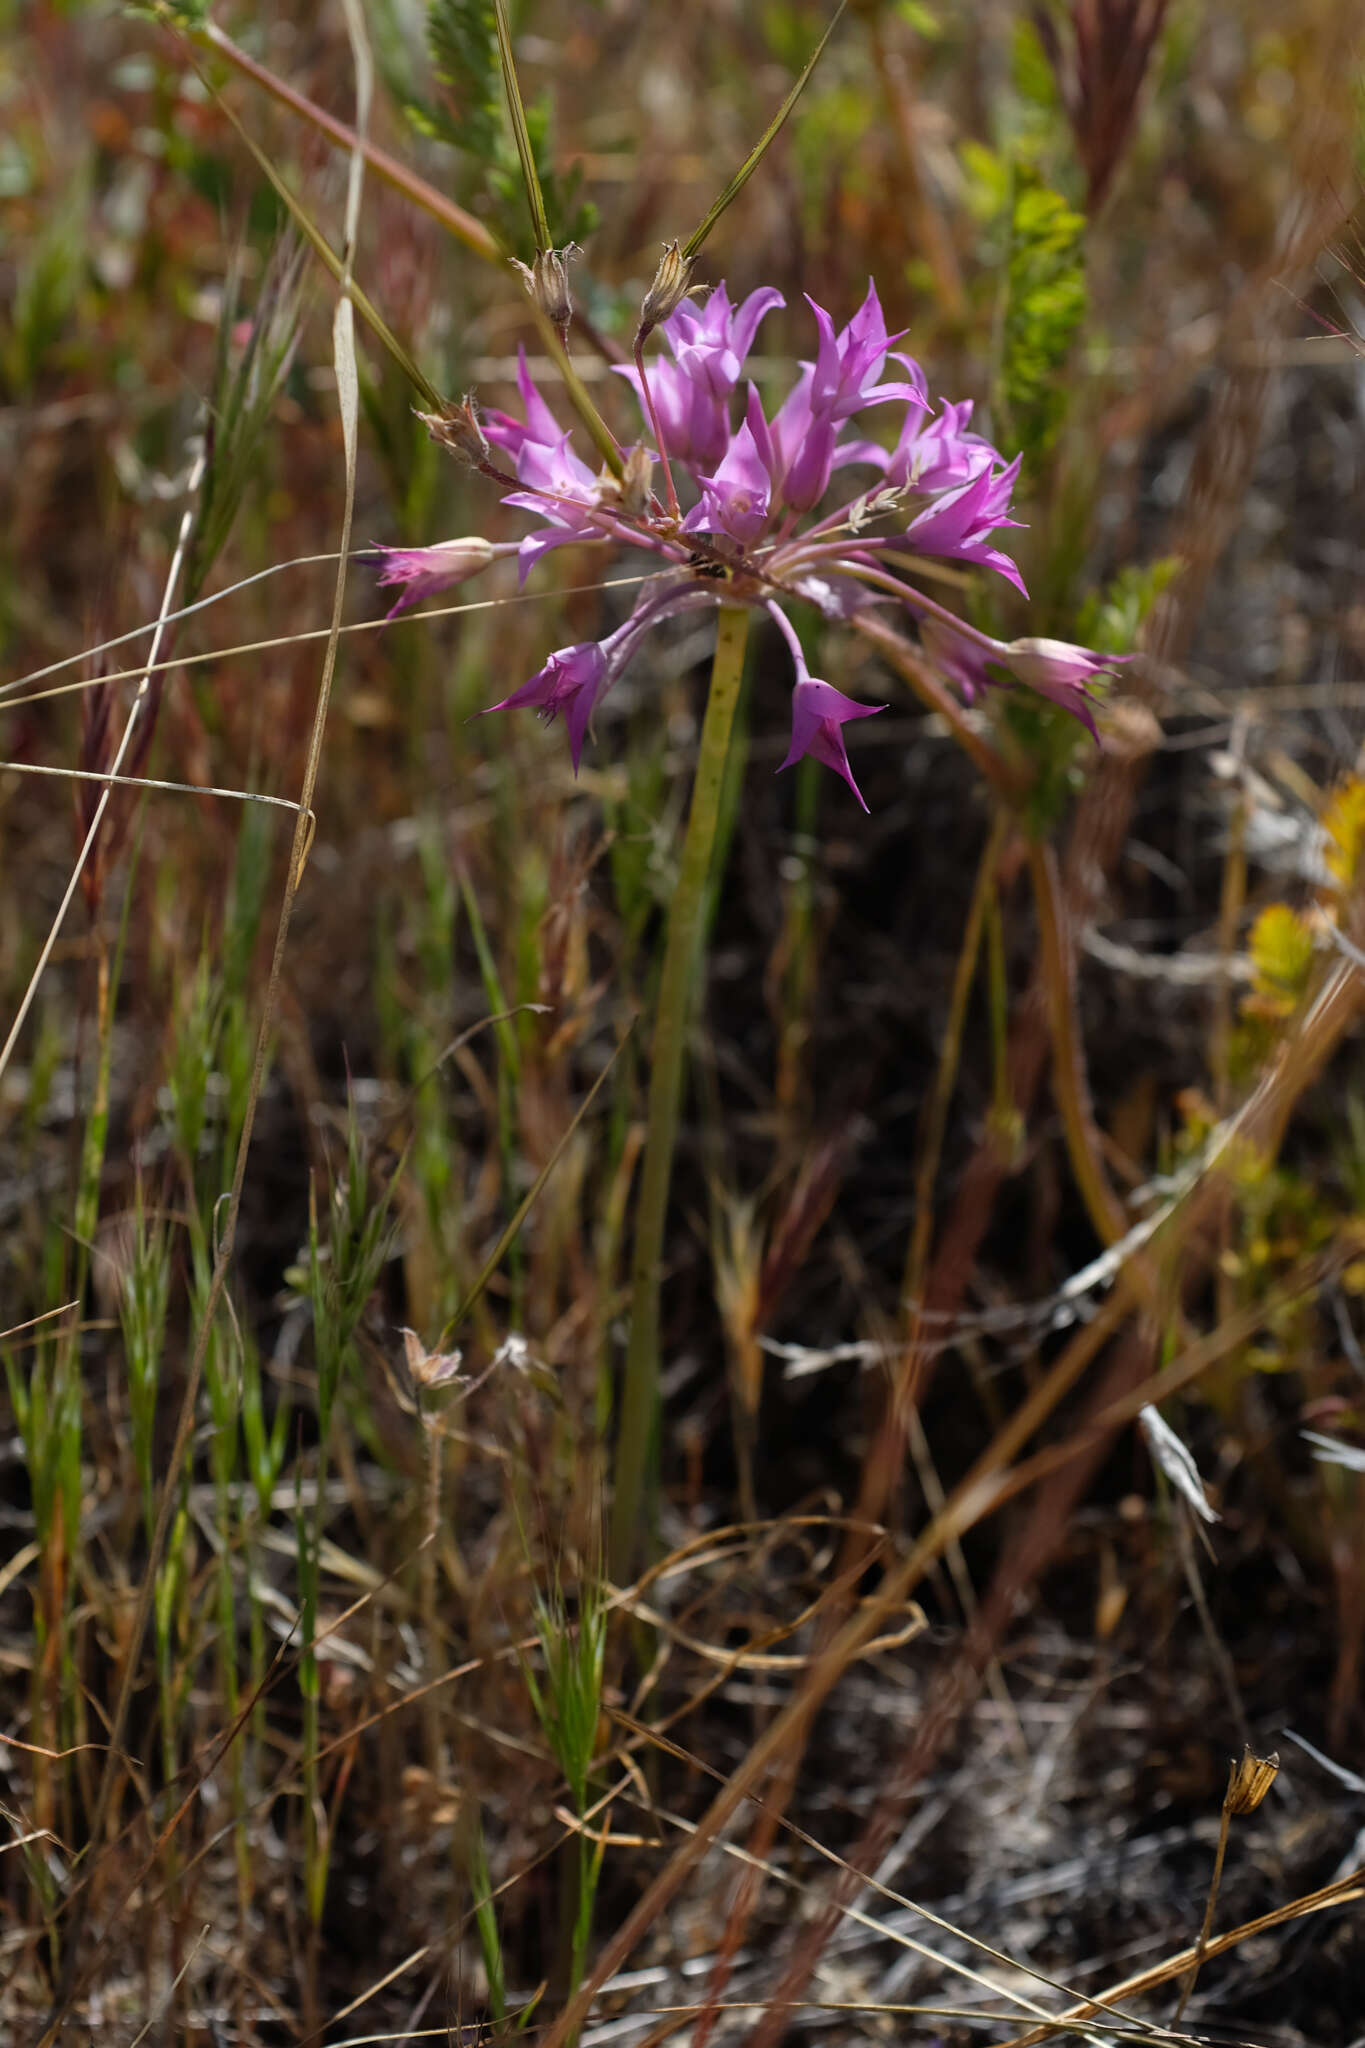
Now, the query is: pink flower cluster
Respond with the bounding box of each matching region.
[378,281,1123,808]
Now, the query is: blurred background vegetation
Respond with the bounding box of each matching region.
[3,0,1365,2041]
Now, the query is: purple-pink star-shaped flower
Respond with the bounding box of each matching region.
[683,419,772,545]
[808,280,927,423]
[1003,636,1129,734]
[920,617,1127,737]
[483,639,610,772]
[481,346,564,460]
[502,432,604,580]
[619,283,785,468]
[373,537,502,618]
[886,399,996,495]
[896,460,1028,594]
[779,675,885,810]
[667,282,786,399]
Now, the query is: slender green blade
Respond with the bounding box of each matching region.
[680,1,848,264]
[194,53,446,414]
[493,0,551,255]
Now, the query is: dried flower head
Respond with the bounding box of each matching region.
[513,245,577,343]
[637,239,698,338]
[401,1326,467,1392]
[1225,1746,1279,1816]
[416,396,503,477]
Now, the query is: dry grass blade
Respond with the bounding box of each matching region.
[1006,1861,1365,2046]
[1,761,302,810]
[32,11,374,2032]
[0,570,656,712]
[608,1714,1175,2040]
[0,445,204,1094]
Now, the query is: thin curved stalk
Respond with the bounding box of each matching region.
[200,20,499,264]
[1027,838,1128,1248]
[609,606,749,1586]
[903,811,1008,1308]
[848,607,1024,801]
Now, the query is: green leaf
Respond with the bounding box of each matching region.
[997,172,1087,462]
[423,0,502,160]
[1248,904,1315,1011]
[186,241,306,607]
[1323,779,1365,888]
[1075,557,1182,656]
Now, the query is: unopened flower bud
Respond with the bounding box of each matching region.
[637,240,697,340]
[374,536,509,619]
[513,246,576,344]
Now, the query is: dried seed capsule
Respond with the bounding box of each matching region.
[1226,1746,1279,1815]
[637,240,697,339]
[513,247,576,345]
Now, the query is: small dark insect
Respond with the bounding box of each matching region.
[688,553,730,580]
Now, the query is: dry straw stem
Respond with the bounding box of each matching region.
[0,444,205,1095]
[1172,1745,1280,2022]
[1,571,656,714]
[539,1280,1140,2048]
[741,1316,1158,2048]
[612,1715,1174,2044]
[197,16,498,265]
[35,6,374,2032]
[572,1242,1347,2048]
[1009,1858,1363,2048]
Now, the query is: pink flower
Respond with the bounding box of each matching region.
[503,431,606,581]
[807,279,926,422]
[619,283,785,467]
[780,678,884,810]
[374,537,508,618]
[684,419,772,545]
[769,605,884,808]
[920,617,1129,736]
[390,275,1123,800]
[484,639,611,772]
[886,399,996,494]
[482,346,565,460]
[482,584,721,770]
[896,462,1028,595]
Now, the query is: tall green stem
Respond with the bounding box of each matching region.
[609,606,749,1584]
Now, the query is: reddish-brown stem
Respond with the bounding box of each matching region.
[199,21,628,371]
[201,21,497,261]
[848,608,1025,800]
[633,339,680,521]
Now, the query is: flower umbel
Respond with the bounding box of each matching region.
[391,279,1123,803]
